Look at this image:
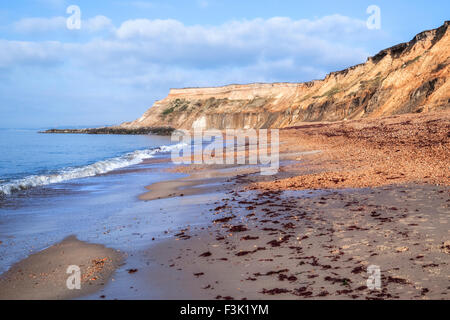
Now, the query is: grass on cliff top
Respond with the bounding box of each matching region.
[160,98,190,117]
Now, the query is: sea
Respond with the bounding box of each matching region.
[0,128,178,196]
[0,128,224,297]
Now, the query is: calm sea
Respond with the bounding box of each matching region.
[0,128,201,277]
[0,129,178,196]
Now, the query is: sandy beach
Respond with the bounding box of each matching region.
[1,111,448,300]
[144,184,449,299]
[138,110,449,300]
[0,236,123,300]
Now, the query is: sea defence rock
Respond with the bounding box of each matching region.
[41,126,175,135]
[121,21,450,130]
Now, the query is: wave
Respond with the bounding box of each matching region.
[0,143,185,196]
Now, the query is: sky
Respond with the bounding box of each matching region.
[0,0,448,128]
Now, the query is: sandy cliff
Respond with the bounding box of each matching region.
[122,21,450,130]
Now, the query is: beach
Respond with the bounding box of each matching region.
[0,236,123,300]
[142,183,448,299]
[139,110,450,299]
[0,111,448,299]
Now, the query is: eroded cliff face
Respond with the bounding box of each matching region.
[122,21,450,130]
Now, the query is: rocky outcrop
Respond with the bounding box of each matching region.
[122,21,450,130]
[41,126,175,135]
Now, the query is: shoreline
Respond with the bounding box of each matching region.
[134,110,449,299]
[0,236,123,300]
[0,110,448,299]
[139,166,260,201]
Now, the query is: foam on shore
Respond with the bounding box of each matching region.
[0,143,185,196]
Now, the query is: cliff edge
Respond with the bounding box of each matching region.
[122,21,450,130]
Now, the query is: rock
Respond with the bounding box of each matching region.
[40,126,175,136]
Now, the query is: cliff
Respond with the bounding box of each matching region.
[122,21,450,130]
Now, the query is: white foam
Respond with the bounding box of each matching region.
[0,143,185,196]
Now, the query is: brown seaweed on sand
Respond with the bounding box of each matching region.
[199,251,212,257]
[229,225,248,232]
[213,216,235,223]
[241,235,259,240]
[261,288,291,295]
[267,235,291,247]
[292,287,313,297]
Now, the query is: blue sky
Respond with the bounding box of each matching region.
[0,0,448,128]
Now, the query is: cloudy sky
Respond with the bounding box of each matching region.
[0,0,448,128]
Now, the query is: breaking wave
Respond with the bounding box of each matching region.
[0,143,184,196]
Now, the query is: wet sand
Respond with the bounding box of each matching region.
[143,184,449,300]
[139,166,260,201]
[0,236,123,300]
[137,111,449,300]
[1,111,448,300]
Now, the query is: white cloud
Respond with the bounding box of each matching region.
[83,16,114,33]
[6,14,374,80]
[115,15,368,42]
[0,40,65,67]
[110,15,370,75]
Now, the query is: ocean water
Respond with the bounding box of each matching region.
[0,129,178,196]
[0,128,231,298]
[0,128,201,278]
